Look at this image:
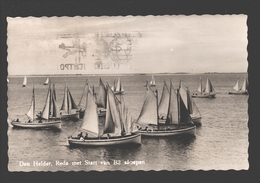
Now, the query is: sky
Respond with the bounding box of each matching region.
[7,15,248,75]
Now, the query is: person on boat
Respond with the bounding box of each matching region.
[38,120,42,123]
[28,119,32,123]
[107,134,111,139]
[84,133,88,139]
[121,131,126,137]
[16,118,19,122]
[77,132,83,139]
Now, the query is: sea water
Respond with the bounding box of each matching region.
[7,73,249,171]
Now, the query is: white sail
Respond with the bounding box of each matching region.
[22,76,27,87]
[204,78,215,93]
[60,85,69,112]
[166,80,179,125]
[150,75,156,85]
[103,85,122,135]
[136,83,158,125]
[233,79,239,91]
[41,85,51,120]
[197,77,202,93]
[78,83,88,110]
[116,77,121,92]
[26,87,35,120]
[44,77,49,85]
[80,88,99,137]
[179,79,188,108]
[158,80,169,118]
[240,78,248,92]
[96,78,107,108]
[187,88,201,117]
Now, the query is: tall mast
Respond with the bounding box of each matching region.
[155,89,159,130]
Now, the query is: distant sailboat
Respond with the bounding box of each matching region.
[68,83,141,147]
[228,77,248,95]
[11,86,61,129]
[192,77,216,98]
[43,77,49,85]
[22,76,27,87]
[111,77,124,95]
[179,79,202,126]
[149,75,156,87]
[59,83,79,120]
[135,81,196,137]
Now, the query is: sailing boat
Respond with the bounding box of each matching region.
[36,83,60,120]
[59,83,79,120]
[22,75,27,87]
[179,80,202,126]
[135,81,196,137]
[68,84,141,146]
[11,86,61,129]
[43,77,49,85]
[149,75,156,87]
[111,77,124,95]
[192,77,216,98]
[228,77,248,95]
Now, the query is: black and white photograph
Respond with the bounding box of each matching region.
[6,15,249,172]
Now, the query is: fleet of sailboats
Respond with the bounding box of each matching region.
[11,74,248,146]
[192,77,216,98]
[59,83,79,120]
[228,77,248,95]
[68,83,141,146]
[135,81,196,137]
[11,86,61,129]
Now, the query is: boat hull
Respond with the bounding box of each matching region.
[60,112,79,120]
[191,116,202,126]
[192,93,216,98]
[228,91,248,95]
[139,125,196,137]
[68,133,141,147]
[11,121,61,129]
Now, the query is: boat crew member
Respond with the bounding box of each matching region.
[84,133,88,139]
[121,131,126,137]
[38,120,42,123]
[107,134,111,139]
[16,118,19,122]
[77,132,83,139]
[28,119,32,123]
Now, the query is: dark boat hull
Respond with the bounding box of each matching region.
[68,133,141,146]
[192,93,216,98]
[228,91,248,95]
[139,125,196,137]
[191,116,202,126]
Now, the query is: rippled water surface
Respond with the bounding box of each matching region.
[7,73,249,171]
